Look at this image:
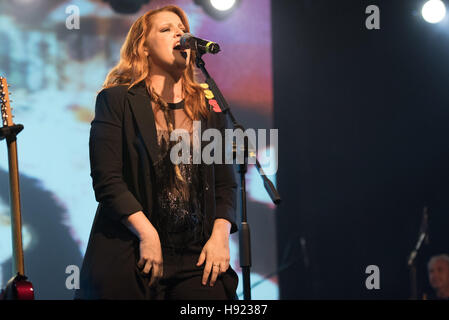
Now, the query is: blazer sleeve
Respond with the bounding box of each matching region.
[212,111,238,234]
[89,88,143,221]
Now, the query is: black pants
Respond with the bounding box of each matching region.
[148,242,237,300]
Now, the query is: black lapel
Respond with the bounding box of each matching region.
[127,80,160,164]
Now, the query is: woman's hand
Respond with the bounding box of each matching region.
[137,228,163,287]
[196,219,231,286]
[123,211,163,287]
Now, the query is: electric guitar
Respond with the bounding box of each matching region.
[0,76,34,300]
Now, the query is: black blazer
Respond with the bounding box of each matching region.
[75,80,238,299]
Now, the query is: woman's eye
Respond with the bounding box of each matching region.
[161,28,185,32]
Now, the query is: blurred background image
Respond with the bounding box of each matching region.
[0,0,277,299]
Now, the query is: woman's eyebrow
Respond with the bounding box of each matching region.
[160,22,185,28]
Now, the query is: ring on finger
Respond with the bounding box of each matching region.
[213,264,222,274]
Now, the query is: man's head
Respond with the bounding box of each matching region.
[428,254,449,292]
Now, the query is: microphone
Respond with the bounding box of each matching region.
[407,206,430,267]
[180,33,221,54]
[421,206,429,245]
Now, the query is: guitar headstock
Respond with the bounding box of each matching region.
[0,76,14,127]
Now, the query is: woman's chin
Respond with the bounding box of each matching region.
[173,58,189,70]
[173,49,189,61]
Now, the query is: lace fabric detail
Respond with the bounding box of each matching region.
[151,103,204,248]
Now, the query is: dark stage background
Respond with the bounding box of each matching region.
[273,0,449,299]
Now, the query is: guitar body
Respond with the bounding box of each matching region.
[0,76,35,300]
[1,274,34,300]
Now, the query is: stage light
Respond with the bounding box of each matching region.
[194,0,240,20]
[422,0,447,23]
[210,0,236,11]
[103,0,150,14]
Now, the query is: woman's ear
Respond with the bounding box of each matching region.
[143,44,150,57]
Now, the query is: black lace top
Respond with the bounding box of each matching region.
[151,100,205,249]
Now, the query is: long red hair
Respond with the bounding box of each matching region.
[103,5,208,120]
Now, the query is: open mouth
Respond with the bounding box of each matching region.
[174,45,187,59]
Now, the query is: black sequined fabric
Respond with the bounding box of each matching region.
[152,127,205,249]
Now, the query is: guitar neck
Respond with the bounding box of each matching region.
[6,136,25,276]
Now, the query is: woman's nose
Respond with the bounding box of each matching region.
[175,28,184,37]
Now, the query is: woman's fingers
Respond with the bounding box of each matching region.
[158,263,164,279]
[209,264,221,287]
[198,240,231,286]
[137,258,145,270]
[196,250,206,267]
[202,260,213,285]
[223,259,230,272]
[149,262,162,287]
[143,259,152,275]
[202,260,228,286]
[138,235,163,286]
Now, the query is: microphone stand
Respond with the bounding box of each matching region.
[237,234,307,298]
[195,53,281,300]
[407,206,429,300]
